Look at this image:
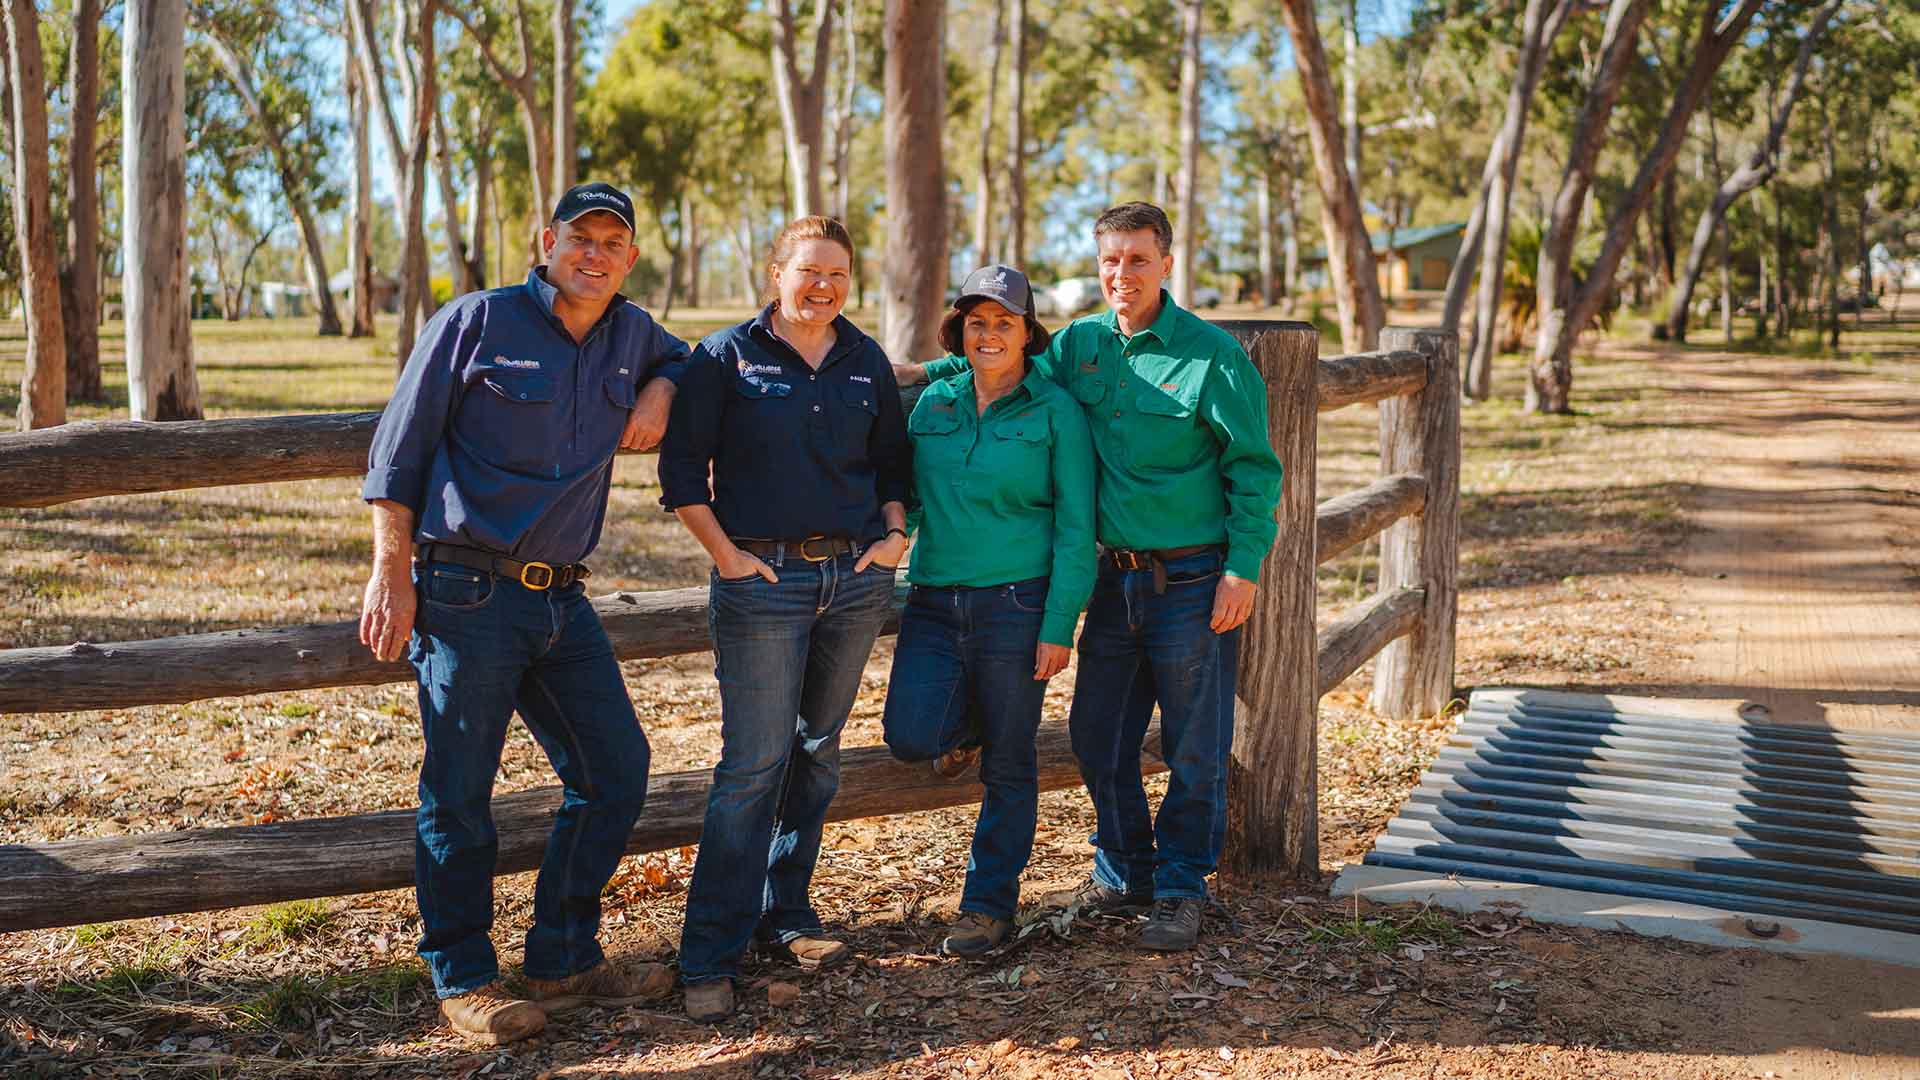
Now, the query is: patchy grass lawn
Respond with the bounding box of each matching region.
[5,309,1861,1079]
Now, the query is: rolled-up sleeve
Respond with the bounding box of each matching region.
[657,343,725,509]
[868,348,913,507]
[362,301,475,513]
[1201,345,1284,582]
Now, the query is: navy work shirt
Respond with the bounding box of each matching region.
[658,304,910,541]
[362,267,689,566]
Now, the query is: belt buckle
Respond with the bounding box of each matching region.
[1110,549,1148,571]
[519,561,556,590]
[797,536,836,563]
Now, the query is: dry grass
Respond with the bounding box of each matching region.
[5,310,1906,1078]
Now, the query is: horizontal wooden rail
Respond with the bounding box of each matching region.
[1314,472,1426,565]
[1316,585,1424,696]
[0,586,889,715]
[5,468,1414,718]
[1316,349,1427,413]
[0,721,1168,932]
[0,353,1432,509]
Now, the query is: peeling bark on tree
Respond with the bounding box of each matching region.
[1526,0,1651,414]
[770,0,835,218]
[1171,0,1201,308]
[59,0,103,403]
[1531,0,1766,413]
[882,0,947,366]
[5,0,68,429]
[121,0,198,422]
[345,43,375,338]
[201,29,345,337]
[1277,0,1383,353]
[1665,0,1840,343]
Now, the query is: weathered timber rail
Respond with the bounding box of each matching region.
[0,723,1165,932]
[0,321,1459,923]
[0,350,1431,510]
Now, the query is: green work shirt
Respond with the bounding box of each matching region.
[926,292,1283,582]
[906,363,1098,646]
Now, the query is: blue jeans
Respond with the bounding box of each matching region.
[407,560,651,999]
[678,551,896,984]
[882,578,1050,922]
[1068,548,1239,902]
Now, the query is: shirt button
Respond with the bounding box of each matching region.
[1113,410,1122,417]
[809,374,816,380]
[813,404,822,412]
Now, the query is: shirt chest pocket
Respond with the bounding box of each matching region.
[466,370,558,473]
[833,379,880,446]
[983,421,1052,501]
[603,374,638,411]
[1130,381,1205,465]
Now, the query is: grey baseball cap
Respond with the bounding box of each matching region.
[954,264,1038,316]
[552,182,636,233]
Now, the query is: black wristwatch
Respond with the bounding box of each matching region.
[884,527,908,541]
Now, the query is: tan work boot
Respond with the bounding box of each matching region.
[438,982,547,1045]
[525,960,674,1013]
[684,978,735,1022]
[940,911,1012,957]
[932,743,982,779]
[761,934,851,972]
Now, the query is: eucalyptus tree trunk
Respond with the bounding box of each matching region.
[60,0,103,402]
[1257,176,1274,306]
[346,43,375,337]
[974,0,1005,265]
[1281,175,1301,307]
[1821,92,1840,351]
[430,101,478,296]
[1170,0,1201,308]
[1277,0,1382,352]
[1531,0,1765,413]
[1526,0,1652,413]
[1341,0,1359,186]
[770,0,834,217]
[201,29,345,336]
[121,0,198,421]
[1665,0,1840,343]
[465,124,492,291]
[1002,0,1028,266]
[5,0,68,428]
[551,0,575,197]
[1456,0,1576,400]
[828,0,856,222]
[446,1,553,254]
[346,0,436,367]
[882,0,946,365]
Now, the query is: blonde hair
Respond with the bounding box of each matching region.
[765,216,856,302]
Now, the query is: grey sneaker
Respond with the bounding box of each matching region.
[1139,897,1204,951]
[1042,875,1153,917]
[940,912,1012,957]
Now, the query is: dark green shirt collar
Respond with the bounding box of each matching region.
[938,359,1049,414]
[1097,289,1183,345]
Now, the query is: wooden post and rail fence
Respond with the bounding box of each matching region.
[0,323,1459,932]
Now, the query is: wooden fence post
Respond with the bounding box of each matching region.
[1370,326,1460,718]
[1218,320,1320,882]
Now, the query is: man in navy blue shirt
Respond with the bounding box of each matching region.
[358,183,687,1044]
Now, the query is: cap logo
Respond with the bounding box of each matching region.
[983,269,1009,290]
[575,191,623,205]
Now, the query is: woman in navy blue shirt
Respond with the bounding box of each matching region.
[659,216,910,1022]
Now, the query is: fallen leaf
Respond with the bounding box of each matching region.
[768,981,802,1007]
[1211,971,1251,989]
[990,1038,1015,1059]
[1054,1036,1082,1051]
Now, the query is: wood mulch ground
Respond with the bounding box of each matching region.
[2,311,1916,1078]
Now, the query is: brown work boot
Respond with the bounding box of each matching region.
[933,743,982,779]
[761,934,852,972]
[1043,874,1153,917]
[684,978,735,1022]
[525,960,674,1013]
[438,982,547,1045]
[940,911,1012,957]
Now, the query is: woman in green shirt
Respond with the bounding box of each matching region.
[882,265,1097,957]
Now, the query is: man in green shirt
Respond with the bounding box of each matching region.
[898,203,1283,950]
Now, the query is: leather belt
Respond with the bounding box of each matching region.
[731,536,859,563]
[1101,543,1223,594]
[417,542,590,591]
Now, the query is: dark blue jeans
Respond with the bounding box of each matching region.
[1068,548,1239,902]
[407,560,651,999]
[678,552,896,985]
[882,578,1050,922]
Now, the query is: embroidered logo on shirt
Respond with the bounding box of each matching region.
[495,356,541,369]
[1161,383,1179,391]
[850,374,873,384]
[618,368,630,375]
[738,360,783,378]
